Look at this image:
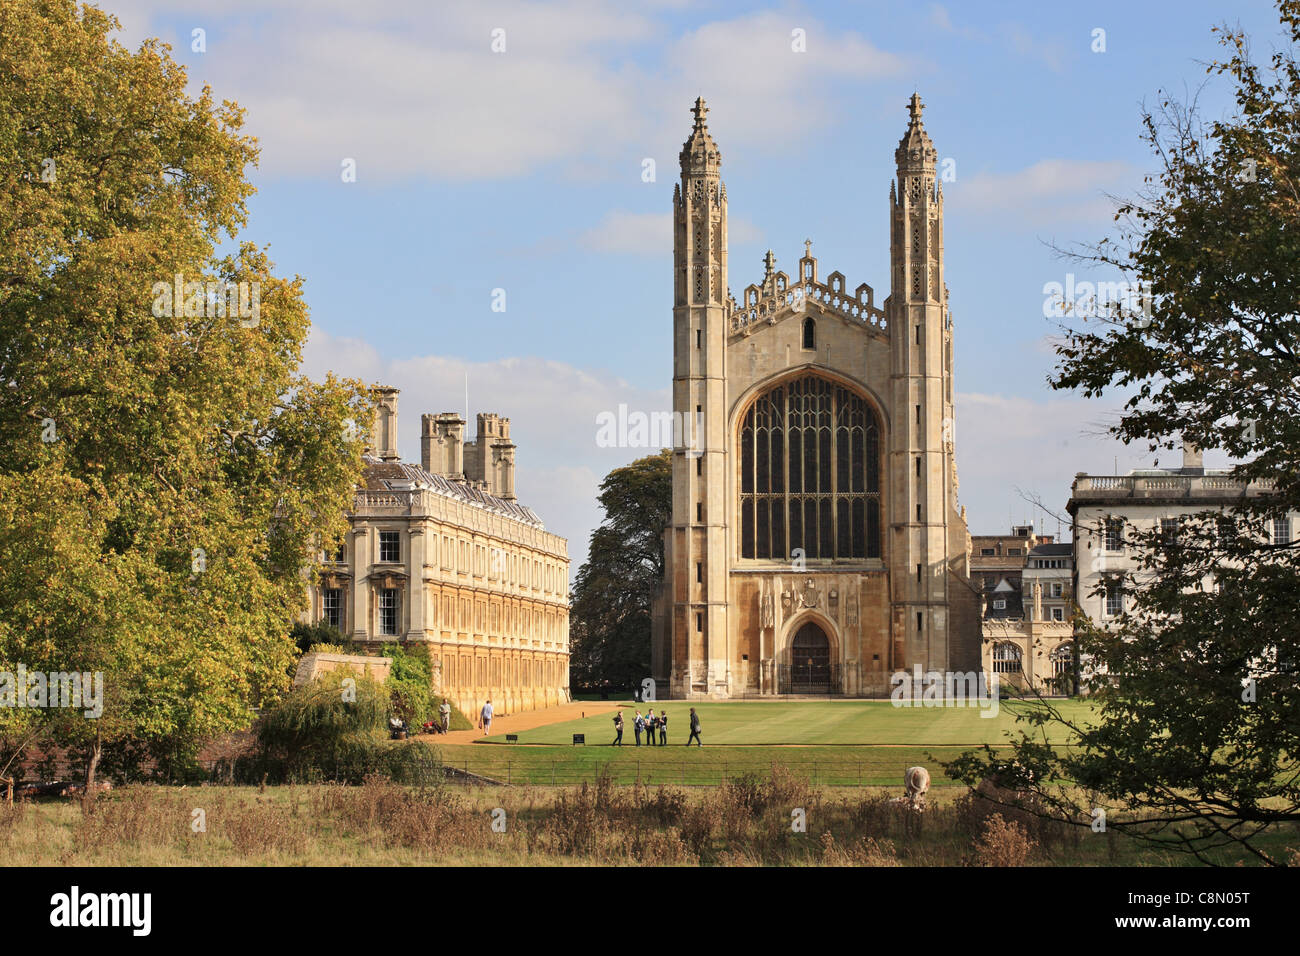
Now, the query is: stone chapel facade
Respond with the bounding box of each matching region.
[652,96,981,699]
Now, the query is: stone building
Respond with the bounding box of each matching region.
[653,95,981,699]
[305,387,571,717]
[977,537,1074,693]
[1067,443,1291,626]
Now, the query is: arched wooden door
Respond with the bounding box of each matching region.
[783,621,831,694]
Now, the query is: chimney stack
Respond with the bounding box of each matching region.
[1181,437,1204,474]
[424,412,465,479]
[464,413,517,499]
[373,386,401,462]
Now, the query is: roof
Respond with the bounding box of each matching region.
[360,456,545,529]
[1028,543,1072,556]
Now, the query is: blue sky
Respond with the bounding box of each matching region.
[111,0,1287,563]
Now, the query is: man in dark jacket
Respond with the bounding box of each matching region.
[686,707,702,746]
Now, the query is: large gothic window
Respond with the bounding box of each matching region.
[739,375,881,561]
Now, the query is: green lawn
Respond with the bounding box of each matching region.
[436,742,1039,787]
[432,698,1094,787]
[484,698,1091,746]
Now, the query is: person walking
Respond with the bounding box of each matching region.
[645,709,657,746]
[659,711,668,745]
[633,710,644,746]
[439,699,451,735]
[686,707,702,746]
[612,710,624,746]
[480,699,493,736]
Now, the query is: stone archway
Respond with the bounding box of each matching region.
[781,619,833,694]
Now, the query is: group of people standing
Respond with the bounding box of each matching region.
[611,706,702,746]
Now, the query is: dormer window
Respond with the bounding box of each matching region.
[802,317,816,350]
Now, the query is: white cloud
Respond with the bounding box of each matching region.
[947,159,1139,228]
[106,1,910,182]
[954,391,1232,533]
[300,328,672,570]
[578,210,762,255]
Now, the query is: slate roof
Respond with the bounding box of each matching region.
[1028,542,1072,557]
[360,455,546,529]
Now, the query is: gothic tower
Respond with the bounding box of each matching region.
[653,94,978,700]
[888,93,953,672]
[664,97,729,697]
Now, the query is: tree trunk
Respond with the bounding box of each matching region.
[82,731,102,813]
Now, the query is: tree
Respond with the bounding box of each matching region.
[569,450,672,689]
[0,0,372,791]
[948,1,1300,865]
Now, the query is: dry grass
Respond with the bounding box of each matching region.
[1,766,1290,866]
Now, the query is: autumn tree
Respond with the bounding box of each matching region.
[569,450,672,690]
[948,1,1300,864]
[0,0,371,788]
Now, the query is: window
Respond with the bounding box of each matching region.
[1104,583,1123,617]
[1050,582,1063,598]
[379,531,400,563]
[1273,516,1291,546]
[696,329,702,349]
[992,642,1021,674]
[992,599,1007,611]
[802,317,815,350]
[980,548,995,556]
[1104,518,1124,552]
[323,588,342,629]
[696,612,703,632]
[1161,517,1179,548]
[1007,548,1022,556]
[329,541,345,563]
[1051,642,1073,675]
[1051,607,1065,622]
[379,588,400,635]
[696,562,702,583]
[738,375,882,561]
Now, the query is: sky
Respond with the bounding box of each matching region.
[106,0,1287,566]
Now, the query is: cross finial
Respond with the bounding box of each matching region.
[908,92,924,125]
[692,96,709,130]
[804,238,812,258]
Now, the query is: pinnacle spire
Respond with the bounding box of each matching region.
[895,91,936,173]
[680,96,721,180]
[692,96,709,131]
[908,92,924,127]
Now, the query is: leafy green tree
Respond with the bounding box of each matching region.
[948,1,1300,864]
[569,450,671,689]
[0,0,371,791]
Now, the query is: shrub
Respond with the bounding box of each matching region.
[971,812,1037,867]
[291,621,348,654]
[386,643,435,726]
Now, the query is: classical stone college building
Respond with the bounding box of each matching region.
[304,388,571,716]
[653,96,981,699]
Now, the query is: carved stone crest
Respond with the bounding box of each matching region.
[798,579,819,609]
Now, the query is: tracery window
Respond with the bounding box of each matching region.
[739,375,881,561]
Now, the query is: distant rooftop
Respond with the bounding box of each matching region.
[361,455,546,529]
